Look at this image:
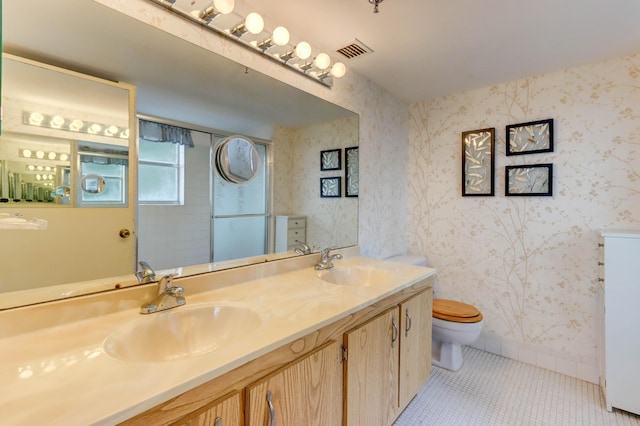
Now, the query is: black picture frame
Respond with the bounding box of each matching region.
[345,146,359,197]
[461,128,495,196]
[505,163,553,196]
[506,119,554,156]
[320,177,341,198]
[320,149,341,171]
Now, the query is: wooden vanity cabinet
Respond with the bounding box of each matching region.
[245,340,343,426]
[344,289,432,426]
[173,392,241,426]
[121,278,433,426]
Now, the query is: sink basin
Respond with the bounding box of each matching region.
[317,266,395,287]
[104,305,262,362]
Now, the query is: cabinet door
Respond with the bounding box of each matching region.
[345,308,400,426]
[246,340,342,426]
[399,289,432,409]
[174,392,241,426]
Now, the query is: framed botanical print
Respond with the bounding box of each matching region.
[320,149,341,171]
[320,177,341,198]
[462,128,495,196]
[345,146,359,197]
[506,119,554,155]
[505,163,553,196]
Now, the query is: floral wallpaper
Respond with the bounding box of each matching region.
[273,117,359,251]
[408,54,640,379]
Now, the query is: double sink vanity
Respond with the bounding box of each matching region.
[0,248,435,425]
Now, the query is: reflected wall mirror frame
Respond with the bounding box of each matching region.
[0,0,359,310]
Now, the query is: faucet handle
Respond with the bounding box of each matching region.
[158,274,178,292]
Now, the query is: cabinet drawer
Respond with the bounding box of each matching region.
[288,218,306,230]
[286,230,305,245]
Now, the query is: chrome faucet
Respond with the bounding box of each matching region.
[140,274,186,314]
[135,260,156,284]
[315,248,343,270]
[293,240,312,255]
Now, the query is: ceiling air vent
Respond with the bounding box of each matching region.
[336,39,373,60]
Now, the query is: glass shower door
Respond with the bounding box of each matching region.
[212,138,268,262]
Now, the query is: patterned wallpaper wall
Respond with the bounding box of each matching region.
[408,54,640,379]
[273,117,359,251]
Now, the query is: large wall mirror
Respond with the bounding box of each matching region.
[0,0,358,309]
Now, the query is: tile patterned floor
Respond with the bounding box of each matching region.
[394,346,640,426]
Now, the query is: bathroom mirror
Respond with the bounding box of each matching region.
[0,0,359,309]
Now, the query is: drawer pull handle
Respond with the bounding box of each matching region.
[405,308,412,337]
[391,316,399,348]
[267,390,276,426]
[214,417,222,426]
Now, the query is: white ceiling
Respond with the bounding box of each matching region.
[243,0,640,102]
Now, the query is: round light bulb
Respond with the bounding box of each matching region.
[295,41,312,60]
[331,62,346,78]
[29,112,43,125]
[213,0,234,14]
[59,154,69,162]
[272,26,290,46]
[89,124,102,134]
[23,149,32,158]
[48,174,54,180]
[245,12,264,34]
[70,119,83,131]
[36,174,41,181]
[314,53,331,70]
[50,115,64,128]
[36,151,45,159]
[48,152,57,160]
[45,166,52,172]
[28,165,35,171]
[37,165,44,171]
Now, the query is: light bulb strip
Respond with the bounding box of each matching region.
[148,0,345,87]
[22,111,129,139]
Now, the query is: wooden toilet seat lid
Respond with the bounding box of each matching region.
[433,299,483,323]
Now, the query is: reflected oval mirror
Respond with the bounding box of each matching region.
[80,174,106,194]
[215,135,260,184]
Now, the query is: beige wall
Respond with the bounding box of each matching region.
[408,54,640,382]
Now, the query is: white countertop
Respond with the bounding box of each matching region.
[0,255,435,425]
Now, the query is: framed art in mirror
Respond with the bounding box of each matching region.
[320,149,341,171]
[505,163,553,196]
[320,177,341,198]
[345,146,359,197]
[506,119,554,155]
[462,128,495,196]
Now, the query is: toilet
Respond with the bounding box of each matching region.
[386,254,484,371]
[431,299,483,371]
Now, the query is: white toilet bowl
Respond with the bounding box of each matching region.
[385,255,483,372]
[432,299,483,371]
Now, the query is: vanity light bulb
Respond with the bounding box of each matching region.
[45,166,52,172]
[59,154,69,162]
[272,26,290,46]
[331,62,346,78]
[314,53,331,70]
[36,151,45,159]
[28,165,35,171]
[245,12,264,34]
[37,165,44,171]
[213,0,234,14]
[70,119,83,131]
[48,174,54,180]
[36,174,42,181]
[50,115,64,128]
[295,41,312,60]
[48,152,57,160]
[89,124,102,134]
[29,112,43,126]
[23,149,32,158]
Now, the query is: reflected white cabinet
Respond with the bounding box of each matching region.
[598,231,640,415]
[275,215,306,252]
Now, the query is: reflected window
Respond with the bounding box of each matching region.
[77,142,128,207]
[138,139,185,205]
